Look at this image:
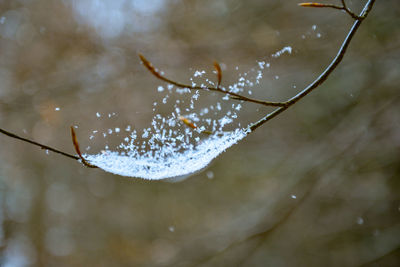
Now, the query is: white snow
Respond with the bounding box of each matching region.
[272,46,292,58]
[85,129,247,180]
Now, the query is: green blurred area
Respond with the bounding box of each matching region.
[0,0,399,266]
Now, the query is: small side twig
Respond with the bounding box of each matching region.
[139,54,286,107]
[299,1,363,20]
[179,116,213,135]
[213,61,222,89]
[70,127,97,168]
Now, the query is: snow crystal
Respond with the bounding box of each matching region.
[194,70,205,77]
[272,46,292,58]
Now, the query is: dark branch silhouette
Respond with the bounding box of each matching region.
[0,127,78,161]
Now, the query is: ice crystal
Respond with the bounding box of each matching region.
[272,46,292,58]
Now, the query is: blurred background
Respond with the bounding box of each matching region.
[0,0,399,266]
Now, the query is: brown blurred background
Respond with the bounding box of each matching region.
[0,0,399,266]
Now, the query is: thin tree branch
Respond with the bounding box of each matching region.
[0,126,98,168]
[70,127,98,168]
[213,61,222,89]
[299,1,363,20]
[249,0,375,132]
[139,54,287,107]
[0,127,79,161]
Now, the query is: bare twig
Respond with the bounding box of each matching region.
[0,127,79,160]
[0,126,97,168]
[249,0,375,132]
[213,61,222,89]
[70,127,97,168]
[139,54,287,107]
[179,116,213,135]
[299,1,363,20]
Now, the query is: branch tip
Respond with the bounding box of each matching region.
[179,116,213,135]
[298,2,327,7]
[70,127,97,168]
[298,1,363,20]
[139,53,151,68]
[139,53,164,80]
[213,61,222,88]
[179,116,197,130]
